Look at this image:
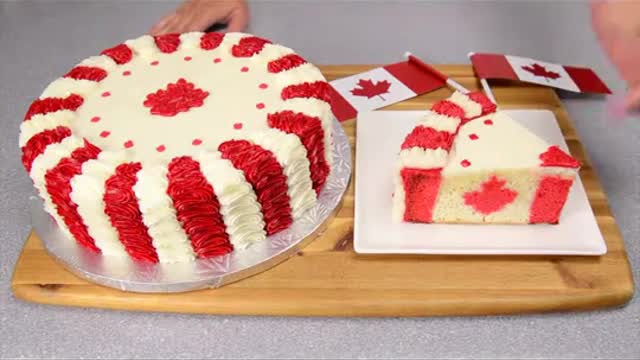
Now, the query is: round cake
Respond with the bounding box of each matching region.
[20,32,334,263]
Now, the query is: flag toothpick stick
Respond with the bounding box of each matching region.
[404,52,469,94]
[468,52,496,104]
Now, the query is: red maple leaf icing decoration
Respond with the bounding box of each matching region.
[539,146,580,168]
[350,79,391,100]
[521,63,561,81]
[463,176,518,215]
[143,78,209,117]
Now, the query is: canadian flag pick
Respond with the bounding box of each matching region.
[469,52,611,94]
[329,59,447,122]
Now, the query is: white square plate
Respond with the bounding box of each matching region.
[354,110,606,255]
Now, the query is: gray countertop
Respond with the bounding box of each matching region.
[1,1,638,358]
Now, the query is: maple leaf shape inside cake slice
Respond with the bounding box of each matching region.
[393,91,580,224]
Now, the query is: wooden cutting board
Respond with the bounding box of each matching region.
[11,65,634,316]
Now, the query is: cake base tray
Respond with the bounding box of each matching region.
[11,65,634,316]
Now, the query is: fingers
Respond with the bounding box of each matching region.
[226,5,249,32]
[149,14,174,35]
[624,85,640,112]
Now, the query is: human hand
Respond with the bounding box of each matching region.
[591,1,640,111]
[150,0,249,36]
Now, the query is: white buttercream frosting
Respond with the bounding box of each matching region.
[19,110,74,147]
[450,91,482,118]
[398,147,448,169]
[198,151,266,249]
[133,164,197,263]
[69,151,129,257]
[419,113,461,133]
[246,128,316,219]
[41,78,99,98]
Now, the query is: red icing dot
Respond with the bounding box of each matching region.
[150,60,159,66]
[241,66,249,72]
[184,56,192,61]
[90,116,101,123]
[461,159,471,167]
[122,70,131,76]
[124,140,134,148]
[469,133,479,140]
[192,139,202,146]
[484,119,493,125]
[100,131,111,138]
[101,91,111,97]
[156,145,166,152]
[256,103,265,110]
[259,83,268,89]
[213,58,221,63]
[233,122,243,130]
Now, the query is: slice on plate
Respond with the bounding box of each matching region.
[393,91,580,224]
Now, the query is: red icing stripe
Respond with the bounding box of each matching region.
[467,91,497,115]
[219,140,292,235]
[231,36,271,57]
[200,32,224,50]
[64,66,108,82]
[539,146,581,168]
[267,111,330,194]
[281,81,332,103]
[431,100,465,119]
[529,175,574,224]
[24,94,84,121]
[45,140,101,252]
[167,156,232,259]
[21,126,72,172]
[104,163,159,262]
[401,126,455,151]
[401,168,443,223]
[154,33,181,53]
[267,54,307,73]
[100,43,133,64]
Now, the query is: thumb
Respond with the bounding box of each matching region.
[226,7,249,32]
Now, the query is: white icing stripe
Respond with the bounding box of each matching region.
[79,55,117,71]
[398,147,448,169]
[69,151,128,257]
[252,43,296,67]
[179,32,204,50]
[40,78,98,98]
[19,110,74,147]
[133,165,196,263]
[392,171,406,224]
[274,98,334,166]
[29,135,84,240]
[420,113,461,133]
[198,151,266,249]
[246,129,317,219]
[218,32,251,53]
[450,92,482,118]
[274,63,325,87]
[125,35,160,58]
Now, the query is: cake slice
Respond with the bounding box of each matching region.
[393,92,580,224]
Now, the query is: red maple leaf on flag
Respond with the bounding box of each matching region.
[521,63,561,82]
[350,79,391,100]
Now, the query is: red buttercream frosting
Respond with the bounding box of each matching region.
[100,43,133,65]
[219,140,292,235]
[529,175,574,223]
[154,33,181,53]
[143,78,209,117]
[267,110,329,194]
[401,126,454,151]
[431,100,466,119]
[200,32,224,50]
[281,81,332,103]
[401,168,443,223]
[167,156,233,258]
[231,36,271,57]
[21,126,72,172]
[267,54,307,73]
[467,91,497,115]
[539,146,581,168]
[45,140,101,252]
[64,66,108,82]
[24,94,84,121]
[463,176,518,215]
[104,163,159,262]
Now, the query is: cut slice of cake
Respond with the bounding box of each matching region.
[393,91,580,224]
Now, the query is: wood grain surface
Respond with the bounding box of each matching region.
[11,65,634,316]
